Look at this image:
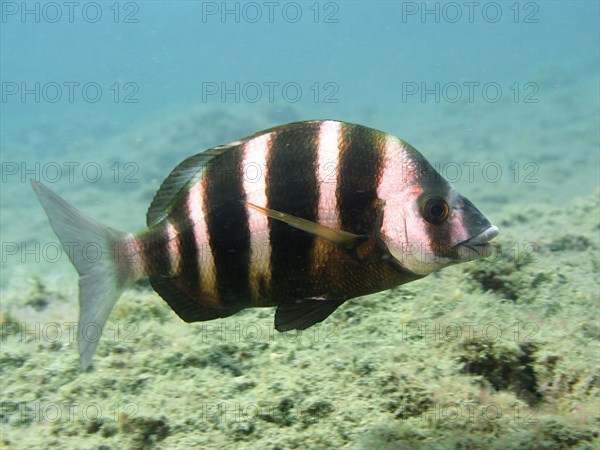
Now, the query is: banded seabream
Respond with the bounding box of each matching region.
[32,120,499,370]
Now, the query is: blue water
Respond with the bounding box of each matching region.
[2,0,599,287]
[2,1,597,133]
[1,3,599,448]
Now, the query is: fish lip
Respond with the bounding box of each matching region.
[454,225,500,259]
[463,225,500,245]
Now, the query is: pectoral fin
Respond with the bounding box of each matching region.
[245,202,366,250]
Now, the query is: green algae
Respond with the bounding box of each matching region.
[1,189,598,449]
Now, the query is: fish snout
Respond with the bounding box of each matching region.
[455,225,500,260]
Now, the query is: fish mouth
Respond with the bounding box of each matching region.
[455,225,500,260]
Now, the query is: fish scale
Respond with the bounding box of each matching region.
[32,119,499,370]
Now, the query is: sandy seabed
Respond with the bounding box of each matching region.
[1,74,599,449]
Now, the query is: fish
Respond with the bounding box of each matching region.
[32,120,499,370]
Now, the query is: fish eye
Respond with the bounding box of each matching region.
[421,195,449,224]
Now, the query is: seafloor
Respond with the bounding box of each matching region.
[1,72,599,449]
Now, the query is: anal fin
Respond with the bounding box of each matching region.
[150,277,241,322]
[275,300,345,331]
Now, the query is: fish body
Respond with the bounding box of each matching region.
[32,120,499,369]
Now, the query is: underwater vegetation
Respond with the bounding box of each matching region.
[1,77,599,447]
[1,181,598,449]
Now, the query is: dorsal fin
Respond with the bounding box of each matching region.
[146,120,330,226]
[146,147,231,226]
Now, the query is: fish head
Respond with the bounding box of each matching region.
[381,146,499,275]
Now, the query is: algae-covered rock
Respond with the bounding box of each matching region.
[458,339,541,404]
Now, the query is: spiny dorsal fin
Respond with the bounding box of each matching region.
[147,121,339,226]
[146,147,231,226]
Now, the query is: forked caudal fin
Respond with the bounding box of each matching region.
[31,182,144,370]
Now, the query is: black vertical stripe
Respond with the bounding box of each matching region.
[140,224,173,277]
[337,123,386,235]
[203,145,251,307]
[266,122,320,299]
[171,201,201,293]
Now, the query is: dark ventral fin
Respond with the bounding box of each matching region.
[275,299,345,331]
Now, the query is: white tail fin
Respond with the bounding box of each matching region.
[31,182,141,370]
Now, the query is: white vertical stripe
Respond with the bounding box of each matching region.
[378,136,421,254]
[186,182,217,299]
[316,120,342,228]
[309,120,342,270]
[242,133,272,302]
[164,220,181,277]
